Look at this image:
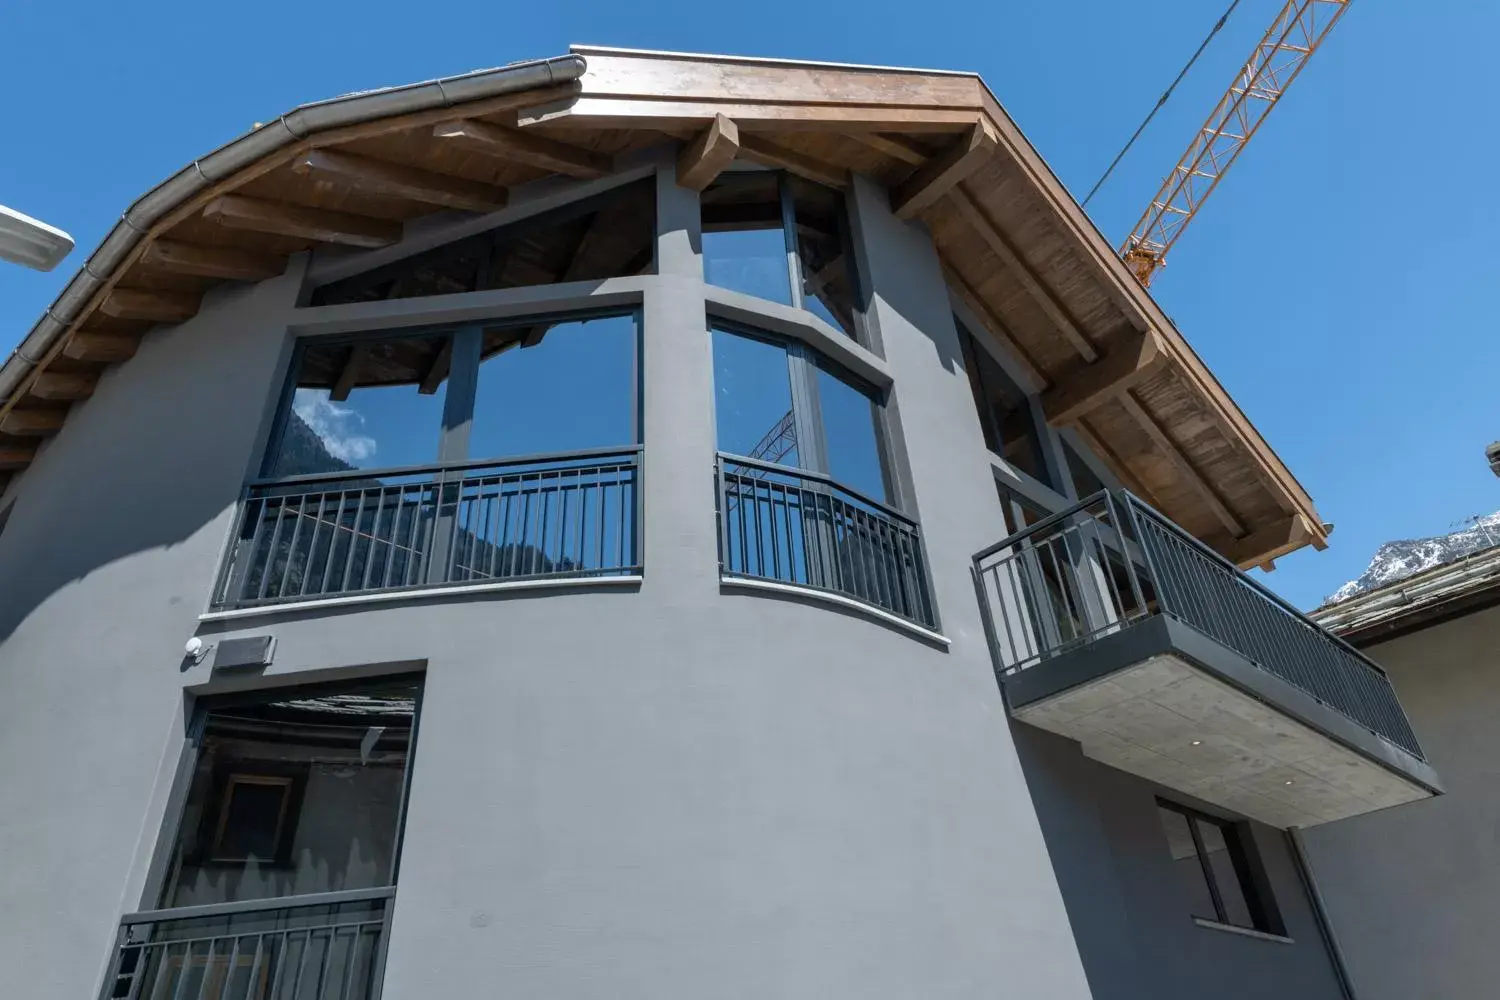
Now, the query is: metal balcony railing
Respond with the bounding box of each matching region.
[101,888,392,1000]
[715,453,936,629]
[973,491,1425,761]
[214,448,641,609]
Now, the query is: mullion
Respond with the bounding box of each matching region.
[778,173,804,311]
[1185,811,1228,925]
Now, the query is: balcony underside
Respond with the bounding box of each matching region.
[1006,615,1441,828]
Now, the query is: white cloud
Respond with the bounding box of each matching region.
[293,389,378,464]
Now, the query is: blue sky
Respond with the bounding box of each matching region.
[2,0,1495,609]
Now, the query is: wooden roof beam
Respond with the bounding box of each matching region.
[1042,331,1166,426]
[891,120,998,220]
[418,339,453,396]
[676,114,741,192]
[330,344,369,403]
[943,265,1047,392]
[141,240,285,282]
[433,119,611,179]
[99,290,201,324]
[28,372,99,402]
[204,195,402,249]
[846,131,929,166]
[1117,391,1244,539]
[292,149,508,214]
[62,333,139,363]
[948,186,1098,362]
[1,408,67,436]
[1210,514,1320,570]
[0,446,37,470]
[738,134,850,189]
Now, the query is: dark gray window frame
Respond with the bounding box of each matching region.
[705,168,868,346]
[709,317,898,511]
[1157,798,1282,935]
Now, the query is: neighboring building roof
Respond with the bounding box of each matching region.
[1312,543,1500,646]
[0,46,1327,566]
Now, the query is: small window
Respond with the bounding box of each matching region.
[957,317,1052,487]
[310,178,655,306]
[702,172,860,339]
[1156,801,1276,933]
[208,771,303,864]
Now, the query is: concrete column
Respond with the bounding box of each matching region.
[639,155,720,605]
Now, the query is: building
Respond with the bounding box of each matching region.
[1303,541,1500,1000]
[0,47,1437,1000]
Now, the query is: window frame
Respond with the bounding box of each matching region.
[703,168,866,344]
[709,318,897,510]
[955,313,1059,491]
[257,306,644,484]
[1157,799,1279,934]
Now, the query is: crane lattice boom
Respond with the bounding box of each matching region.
[1122,0,1352,286]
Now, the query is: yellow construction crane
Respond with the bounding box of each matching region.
[1121,0,1353,287]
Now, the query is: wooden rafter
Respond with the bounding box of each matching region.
[943,264,1047,391]
[738,134,849,189]
[292,149,509,214]
[62,333,139,363]
[1213,514,1319,570]
[141,240,285,282]
[676,114,740,191]
[520,97,983,133]
[28,373,99,402]
[1041,331,1165,426]
[846,131,928,166]
[0,446,37,470]
[1,408,67,436]
[204,195,402,249]
[418,339,453,396]
[99,290,201,324]
[1072,418,1163,509]
[1118,391,1244,538]
[947,186,1097,363]
[891,119,998,220]
[433,119,611,179]
[330,345,370,402]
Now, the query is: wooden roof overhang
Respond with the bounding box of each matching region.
[0,46,1326,567]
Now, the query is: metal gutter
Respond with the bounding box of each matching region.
[0,53,586,406]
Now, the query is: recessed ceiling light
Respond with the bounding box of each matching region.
[1285,780,1295,786]
[1191,740,1203,746]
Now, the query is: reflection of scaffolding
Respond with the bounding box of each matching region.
[749,409,796,464]
[725,410,797,515]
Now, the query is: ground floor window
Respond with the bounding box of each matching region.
[1156,800,1279,933]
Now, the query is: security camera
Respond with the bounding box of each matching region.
[184,637,208,662]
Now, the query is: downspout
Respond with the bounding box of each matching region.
[0,53,587,405]
[1286,826,1359,1000]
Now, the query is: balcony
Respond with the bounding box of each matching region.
[213,448,641,610]
[973,492,1440,827]
[715,453,937,631]
[101,889,390,1000]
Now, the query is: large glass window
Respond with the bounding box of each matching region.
[310,178,655,307]
[957,317,1053,487]
[711,325,888,503]
[702,172,860,339]
[157,678,421,909]
[1156,801,1277,933]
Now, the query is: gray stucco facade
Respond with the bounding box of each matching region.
[0,151,1359,1000]
[1302,602,1500,1000]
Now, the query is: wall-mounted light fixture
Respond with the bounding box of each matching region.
[0,204,73,271]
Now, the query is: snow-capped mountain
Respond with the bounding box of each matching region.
[1324,510,1500,605]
